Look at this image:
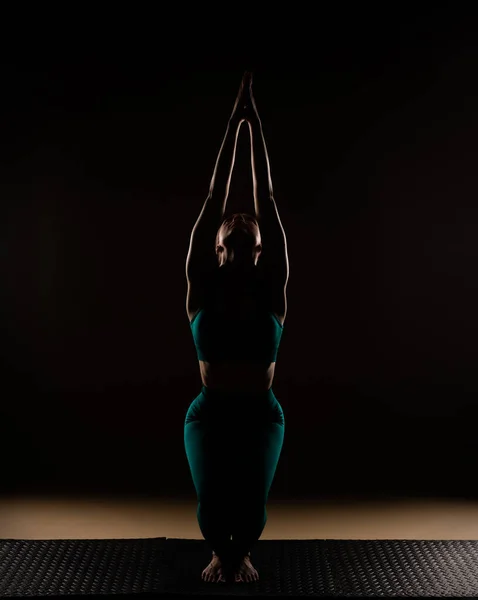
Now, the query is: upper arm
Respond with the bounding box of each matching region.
[185,197,223,315]
[257,198,289,290]
[186,225,217,285]
[186,195,223,283]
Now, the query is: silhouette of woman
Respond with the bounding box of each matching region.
[184,72,289,584]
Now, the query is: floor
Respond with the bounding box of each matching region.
[1,494,478,540]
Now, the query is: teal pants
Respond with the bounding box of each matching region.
[184,385,285,563]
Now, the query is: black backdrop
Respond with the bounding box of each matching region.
[1,10,478,499]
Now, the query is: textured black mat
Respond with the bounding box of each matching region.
[1,537,478,597]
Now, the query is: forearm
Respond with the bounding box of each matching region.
[207,119,242,212]
[248,117,274,218]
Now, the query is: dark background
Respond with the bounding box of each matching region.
[1,10,478,500]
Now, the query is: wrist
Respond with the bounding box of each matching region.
[246,113,261,128]
[229,115,245,129]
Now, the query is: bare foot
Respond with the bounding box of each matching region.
[233,553,259,583]
[201,552,225,583]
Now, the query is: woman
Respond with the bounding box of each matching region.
[184,72,289,584]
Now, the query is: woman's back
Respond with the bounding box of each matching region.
[190,264,284,392]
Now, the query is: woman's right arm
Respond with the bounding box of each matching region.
[186,76,246,284]
[196,118,242,234]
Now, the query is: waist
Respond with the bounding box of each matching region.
[199,359,275,392]
[200,384,277,405]
[184,384,284,426]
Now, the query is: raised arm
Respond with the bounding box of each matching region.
[203,119,242,226]
[186,76,247,297]
[191,121,242,238]
[245,73,289,291]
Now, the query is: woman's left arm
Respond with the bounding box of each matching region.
[245,74,289,288]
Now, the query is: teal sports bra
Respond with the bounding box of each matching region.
[189,266,284,363]
[190,307,283,363]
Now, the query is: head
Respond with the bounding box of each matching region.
[215,213,262,269]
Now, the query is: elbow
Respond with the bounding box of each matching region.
[256,196,278,221]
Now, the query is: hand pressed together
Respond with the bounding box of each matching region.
[230,71,260,126]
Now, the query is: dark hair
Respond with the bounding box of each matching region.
[216,212,259,247]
